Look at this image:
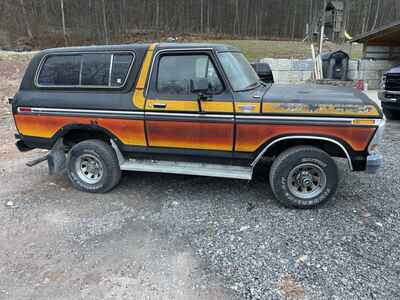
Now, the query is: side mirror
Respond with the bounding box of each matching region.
[190,78,209,94]
[251,62,274,83]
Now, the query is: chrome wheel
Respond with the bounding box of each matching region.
[75,154,103,184]
[287,163,327,199]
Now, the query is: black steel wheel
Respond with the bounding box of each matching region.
[66,140,121,193]
[269,146,338,209]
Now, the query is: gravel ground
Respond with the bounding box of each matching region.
[1,57,400,299]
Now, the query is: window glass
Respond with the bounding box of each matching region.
[37,52,134,88]
[81,53,111,86]
[217,52,259,91]
[111,54,133,86]
[157,55,223,95]
[38,55,81,86]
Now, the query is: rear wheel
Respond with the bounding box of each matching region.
[269,146,338,209]
[66,139,121,193]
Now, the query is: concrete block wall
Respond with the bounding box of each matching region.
[260,57,400,89]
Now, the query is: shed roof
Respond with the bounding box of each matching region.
[351,20,400,46]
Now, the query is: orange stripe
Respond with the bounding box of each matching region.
[146,120,233,151]
[235,123,375,152]
[15,114,147,146]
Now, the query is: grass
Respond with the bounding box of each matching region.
[199,39,363,61]
[0,39,363,62]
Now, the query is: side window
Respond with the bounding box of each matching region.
[156,54,223,95]
[37,55,81,86]
[81,53,111,86]
[37,52,134,88]
[111,54,133,86]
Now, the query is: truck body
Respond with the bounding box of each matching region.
[11,43,385,208]
[378,65,400,119]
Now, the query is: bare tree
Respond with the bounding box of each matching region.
[19,0,33,40]
[60,0,67,45]
[101,0,109,44]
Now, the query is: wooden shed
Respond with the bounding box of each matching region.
[351,20,400,60]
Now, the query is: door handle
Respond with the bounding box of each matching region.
[153,103,167,109]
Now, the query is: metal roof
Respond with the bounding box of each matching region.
[351,20,400,45]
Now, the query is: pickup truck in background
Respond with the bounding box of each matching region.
[379,65,400,120]
[10,43,385,208]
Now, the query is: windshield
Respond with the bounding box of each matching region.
[217,52,260,91]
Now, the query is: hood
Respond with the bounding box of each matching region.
[262,84,382,118]
[385,65,400,75]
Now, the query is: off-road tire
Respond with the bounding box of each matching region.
[66,139,121,193]
[382,106,398,120]
[269,146,338,209]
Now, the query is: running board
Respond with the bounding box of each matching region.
[119,159,253,180]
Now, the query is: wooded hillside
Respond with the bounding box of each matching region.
[0,0,399,48]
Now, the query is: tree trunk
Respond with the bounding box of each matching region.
[19,0,33,40]
[371,0,381,30]
[60,0,67,45]
[101,0,109,44]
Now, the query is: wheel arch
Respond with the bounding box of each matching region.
[251,135,354,170]
[51,124,124,149]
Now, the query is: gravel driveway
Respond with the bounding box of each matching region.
[1,59,399,299]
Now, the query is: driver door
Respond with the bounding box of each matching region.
[144,50,234,153]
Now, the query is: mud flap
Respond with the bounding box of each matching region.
[48,149,66,175]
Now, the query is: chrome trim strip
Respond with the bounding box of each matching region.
[18,107,144,116]
[17,107,381,126]
[237,115,355,123]
[145,112,233,118]
[108,54,114,86]
[382,90,400,95]
[251,135,354,170]
[34,51,136,89]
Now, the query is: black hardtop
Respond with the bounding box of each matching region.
[155,42,240,52]
[40,43,150,54]
[38,42,240,55]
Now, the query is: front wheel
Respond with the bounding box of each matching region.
[269,146,338,209]
[66,139,121,193]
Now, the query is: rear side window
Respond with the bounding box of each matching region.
[111,54,133,86]
[37,55,81,86]
[37,52,134,88]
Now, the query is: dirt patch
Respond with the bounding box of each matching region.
[277,274,305,299]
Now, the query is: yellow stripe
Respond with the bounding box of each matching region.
[132,43,157,109]
[235,102,261,113]
[146,99,234,113]
[263,102,380,117]
[202,101,233,113]
[146,99,199,111]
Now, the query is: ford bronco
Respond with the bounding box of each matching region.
[379,65,400,120]
[10,43,385,208]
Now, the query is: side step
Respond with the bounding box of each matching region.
[119,159,253,180]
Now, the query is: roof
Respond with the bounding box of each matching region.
[40,43,240,54]
[326,1,344,11]
[351,20,400,45]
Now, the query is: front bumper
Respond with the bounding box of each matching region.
[366,153,383,174]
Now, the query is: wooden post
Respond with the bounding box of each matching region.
[319,0,327,55]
